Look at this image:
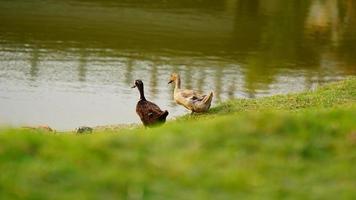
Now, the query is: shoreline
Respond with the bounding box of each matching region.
[13,76,356,133]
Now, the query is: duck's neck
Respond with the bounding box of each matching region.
[138,85,146,101]
[175,76,181,90]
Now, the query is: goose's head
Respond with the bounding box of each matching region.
[131,79,144,89]
[168,73,179,84]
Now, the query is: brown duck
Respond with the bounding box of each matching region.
[132,80,169,127]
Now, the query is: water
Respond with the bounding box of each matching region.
[0,0,355,130]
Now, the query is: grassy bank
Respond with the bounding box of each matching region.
[0,78,355,199]
[180,76,355,120]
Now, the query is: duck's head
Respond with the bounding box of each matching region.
[131,79,144,89]
[168,73,179,84]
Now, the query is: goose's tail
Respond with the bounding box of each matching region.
[202,91,213,105]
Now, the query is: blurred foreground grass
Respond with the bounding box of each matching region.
[0,78,355,199]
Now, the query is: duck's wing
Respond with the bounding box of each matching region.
[147,102,163,117]
[137,100,167,124]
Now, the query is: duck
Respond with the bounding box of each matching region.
[168,73,213,113]
[132,79,169,126]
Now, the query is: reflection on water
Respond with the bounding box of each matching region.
[0,0,355,130]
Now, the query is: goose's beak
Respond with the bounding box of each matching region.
[168,80,173,84]
[131,85,136,88]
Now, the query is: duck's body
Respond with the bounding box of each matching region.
[169,73,213,113]
[133,80,168,126]
[136,99,169,126]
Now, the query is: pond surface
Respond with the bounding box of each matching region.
[0,0,355,130]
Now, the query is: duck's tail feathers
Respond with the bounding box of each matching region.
[159,110,169,122]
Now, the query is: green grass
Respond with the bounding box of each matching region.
[180,77,355,120]
[0,78,355,199]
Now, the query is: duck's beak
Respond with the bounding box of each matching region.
[131,85,136,88]
[168,80,173,84]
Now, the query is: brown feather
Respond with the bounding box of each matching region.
[133,80,168,127]
[136,100,168,126]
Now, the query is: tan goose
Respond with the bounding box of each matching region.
[168,73,213,113]
[132,80,168,126]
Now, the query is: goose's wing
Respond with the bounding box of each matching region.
[180,89,204,99]
[191,94,206,102]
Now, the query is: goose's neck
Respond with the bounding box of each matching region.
[138,85,146,101]
[175,76,181,90]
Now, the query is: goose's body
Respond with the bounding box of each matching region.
[132,80,168,126]
[169,73,213,113]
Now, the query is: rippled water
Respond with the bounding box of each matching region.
[0,0,355,130]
